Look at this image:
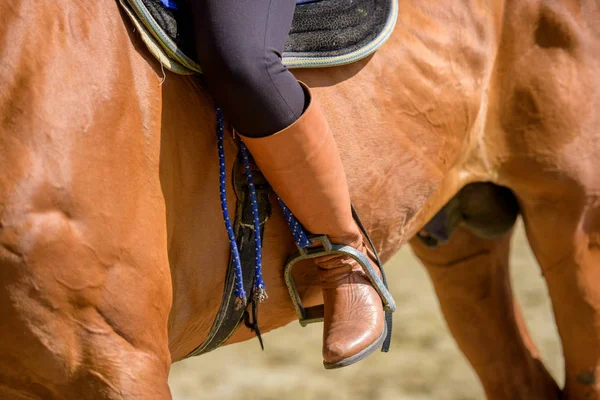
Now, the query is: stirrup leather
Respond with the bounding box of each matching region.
[284,234,396,326]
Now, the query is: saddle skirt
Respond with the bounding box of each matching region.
[119,0,398,74]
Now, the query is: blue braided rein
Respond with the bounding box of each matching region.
[215,105,311,311]
[239,142,268,302]
[277,198,312,249]
[216,107,247,309]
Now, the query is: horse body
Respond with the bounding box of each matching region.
[1,0,599,398]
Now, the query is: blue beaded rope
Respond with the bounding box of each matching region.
[216,104,312,311]
[277,198,312,249]
[239,142,268,303]
[215,106,246,310]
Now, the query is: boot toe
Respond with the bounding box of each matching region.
[323,322,386,368]
[323,324,382,363]
[318,249,388,368]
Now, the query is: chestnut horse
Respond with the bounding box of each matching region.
[1,0,599,398]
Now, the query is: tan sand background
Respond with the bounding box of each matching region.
[168,222,564,400]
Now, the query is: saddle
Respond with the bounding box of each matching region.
[119,0,398,73]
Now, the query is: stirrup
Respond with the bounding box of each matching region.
[283,234,396,326]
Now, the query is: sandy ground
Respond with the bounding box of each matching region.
[168,223,564,400]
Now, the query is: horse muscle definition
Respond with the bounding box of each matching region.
[1,0,599,398]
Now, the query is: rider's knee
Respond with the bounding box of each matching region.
[199,40,281,96]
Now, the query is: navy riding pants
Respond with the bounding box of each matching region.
[190,0,306,138]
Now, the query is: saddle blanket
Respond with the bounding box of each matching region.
[119,0,398,74]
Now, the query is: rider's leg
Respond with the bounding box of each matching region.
[191,0,386,368]
[191,0,304,137]
[241,86,386,368]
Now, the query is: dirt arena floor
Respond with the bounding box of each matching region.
[168,222,564,400]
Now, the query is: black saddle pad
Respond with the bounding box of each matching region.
[142,0,394,67]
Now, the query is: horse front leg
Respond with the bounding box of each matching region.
[410,227,559,400]
[523,199,600,400]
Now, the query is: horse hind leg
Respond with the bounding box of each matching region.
[0,138,175,399]
[0,1,174,398]
[410,226,560,400]
[0,128,174,399]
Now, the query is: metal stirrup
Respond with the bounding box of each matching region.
[283,208,396,327]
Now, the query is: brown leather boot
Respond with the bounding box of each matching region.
[239,82,386,369]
